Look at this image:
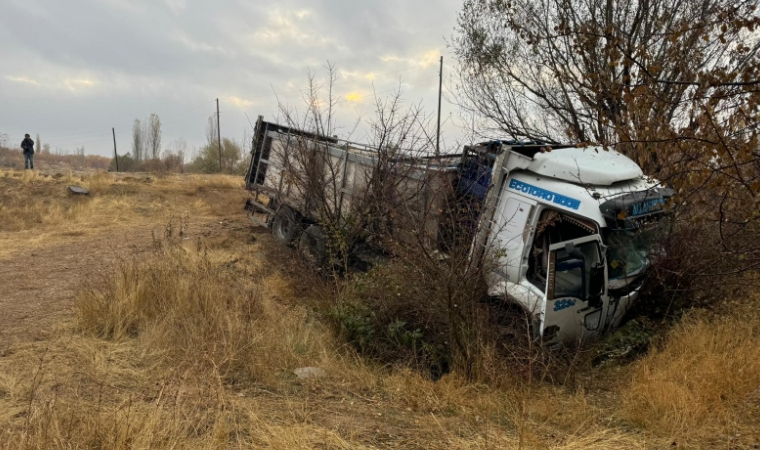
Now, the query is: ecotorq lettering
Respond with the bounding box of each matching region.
[509,179,581,210]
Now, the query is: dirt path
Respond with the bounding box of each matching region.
[0,216,248,349]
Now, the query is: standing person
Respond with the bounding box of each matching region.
[20,134,35,170]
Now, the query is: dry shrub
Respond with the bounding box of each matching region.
[621,312,760,443]
[81,170,116,194]
[151,173,243,193]
[78,235,332,386]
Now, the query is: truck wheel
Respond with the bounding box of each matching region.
[487,300,534,347]
[272,207,299,244]
[299,225,327,267]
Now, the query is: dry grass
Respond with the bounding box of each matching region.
[0,224,653,449]
[77,230,333,387]
[1,171,759,449]
[0,169,245,257]
[621,310,760,447]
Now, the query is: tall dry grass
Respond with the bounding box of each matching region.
[621,310,760,446]
[77,229,333,386]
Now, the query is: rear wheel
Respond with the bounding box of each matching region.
[298,225,327,267]
[271,207,299,244]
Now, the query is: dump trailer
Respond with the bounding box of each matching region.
[244,117,674,344]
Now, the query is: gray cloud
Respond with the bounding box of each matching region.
[0,0,464,157]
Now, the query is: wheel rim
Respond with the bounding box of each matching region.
[273,209,295,241]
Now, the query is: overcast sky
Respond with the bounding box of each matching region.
[0,0,465,159]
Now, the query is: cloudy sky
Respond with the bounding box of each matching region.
[0,0,465,159]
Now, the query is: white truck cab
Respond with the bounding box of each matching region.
[465,143,673,344]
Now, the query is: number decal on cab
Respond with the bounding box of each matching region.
[553,299,576,312]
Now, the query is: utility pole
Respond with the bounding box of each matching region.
[216,98,222,173]
[112,127,119,172]
[436,56,443,156]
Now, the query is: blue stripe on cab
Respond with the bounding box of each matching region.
[509,179,581,210]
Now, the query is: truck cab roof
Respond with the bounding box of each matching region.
[526,146,644,186]
[465,142,646,188]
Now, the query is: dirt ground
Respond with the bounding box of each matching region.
[0,169,251,346]
[0,218,247,348]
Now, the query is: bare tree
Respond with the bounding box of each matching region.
[132,119,144,162]
[454,0,760,165]
[35,133,41,155]
[75,146,86,169]
[166,138,187,162]
[162,138,187,173]
[146,113,162,160]
[205,114,218,148]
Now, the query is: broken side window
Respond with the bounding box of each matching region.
[527,209,597,292]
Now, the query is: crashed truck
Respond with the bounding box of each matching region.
[244,117,673,344]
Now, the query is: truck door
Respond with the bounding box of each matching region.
[487,197,534,283]
[540,234,609,344]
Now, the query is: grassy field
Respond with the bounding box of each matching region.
[0,169,758,449]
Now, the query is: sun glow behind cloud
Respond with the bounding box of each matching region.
[227,95,254,108]
[6,76,40,86]
[6,75,98,92]
[345,92,362,102]
[380,49,441,68]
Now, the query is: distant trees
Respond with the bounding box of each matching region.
[132,119,144,162]
[205,114,219,149]
[163,138,187,173]
[131,114,163,161]
[114,110,242,174]
[189,138,244,174]
[146,113,162,159]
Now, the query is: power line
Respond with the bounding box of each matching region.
[341,75,441,103]
[44,105,216,150]
[42,100,216,143]
[235,64,431,102]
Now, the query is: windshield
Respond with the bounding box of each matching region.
[604,218,670,279]
[599,187,675,280]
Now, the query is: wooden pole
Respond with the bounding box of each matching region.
[436,56,443,156]
[216,98,222,173]
[112,127,119,172]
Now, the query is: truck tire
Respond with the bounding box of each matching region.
[299,225,327,267]
[271,207,299,244]
[487,299,534,347]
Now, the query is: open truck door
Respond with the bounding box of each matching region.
[540,234,609,344]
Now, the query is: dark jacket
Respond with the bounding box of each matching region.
[21,137,35,154]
